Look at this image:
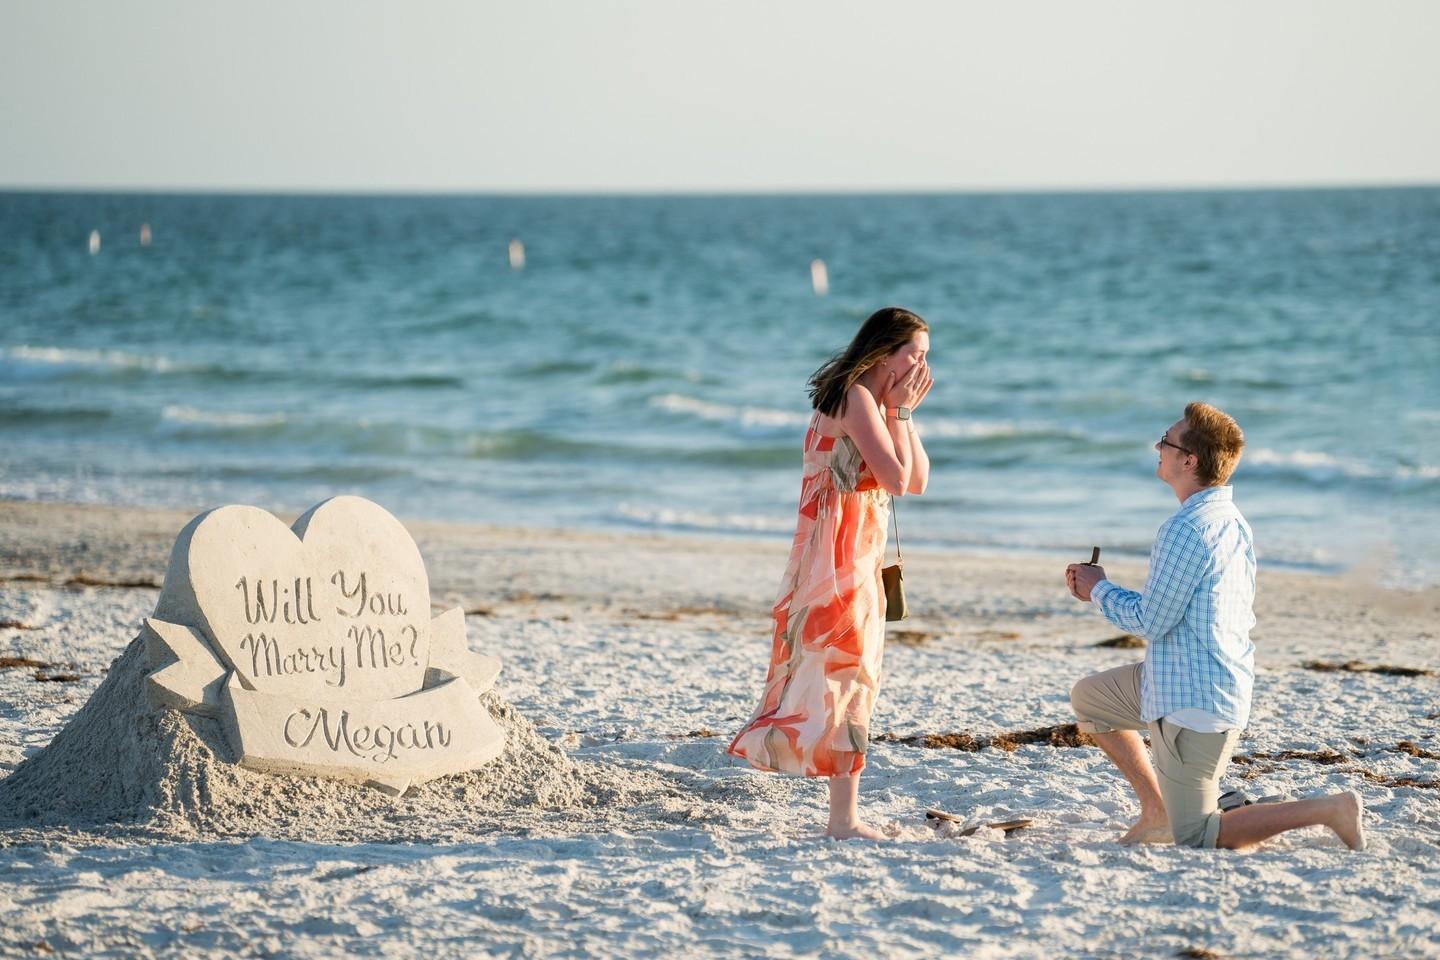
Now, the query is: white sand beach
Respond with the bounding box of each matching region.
[1,500,1438,959]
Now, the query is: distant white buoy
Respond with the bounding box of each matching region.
[810,258,829,296]
[508,239,525,270]
[139,223,152,247]
[88,230,101,255]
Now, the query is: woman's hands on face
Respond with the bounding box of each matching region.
[882,360,933,411]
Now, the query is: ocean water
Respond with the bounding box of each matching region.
[1,189,1437,584]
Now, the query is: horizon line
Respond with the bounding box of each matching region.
[2,178,1438,199]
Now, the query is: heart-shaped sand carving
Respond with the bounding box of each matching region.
[170,496,431,702]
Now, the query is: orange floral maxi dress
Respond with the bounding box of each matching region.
[727,414,890,778]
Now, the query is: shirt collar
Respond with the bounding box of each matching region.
[1181,485,1232,510]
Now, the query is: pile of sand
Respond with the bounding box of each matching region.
[0,636,694,843]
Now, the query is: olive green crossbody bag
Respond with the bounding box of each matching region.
[882,495,907,621]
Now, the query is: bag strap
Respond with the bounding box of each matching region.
[889,495,902,566]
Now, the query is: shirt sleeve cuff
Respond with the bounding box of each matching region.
[1090,579,1116,607]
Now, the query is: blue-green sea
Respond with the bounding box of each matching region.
[2,189,1437,583]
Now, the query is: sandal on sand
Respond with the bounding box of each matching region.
[1219,789,1287,812]
[925,808,1034,837]
[1219,789,1251,811]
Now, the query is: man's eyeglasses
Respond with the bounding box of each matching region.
[1156,435,1193,456]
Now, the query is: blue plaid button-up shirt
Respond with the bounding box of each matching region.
[1091,486,1256,727]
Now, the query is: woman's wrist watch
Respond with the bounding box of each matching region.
[889,406,912,421]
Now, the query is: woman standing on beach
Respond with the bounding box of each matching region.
[728,307,932,840]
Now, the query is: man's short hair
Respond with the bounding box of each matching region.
[1182,401,1244,486]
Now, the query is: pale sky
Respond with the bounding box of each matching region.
[2,0,1438,193]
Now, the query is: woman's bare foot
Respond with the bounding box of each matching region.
[1326,790,1366,851]
[1118,815,1173,845]
[826,821,889,841]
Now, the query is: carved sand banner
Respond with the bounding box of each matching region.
[143,496,504,794]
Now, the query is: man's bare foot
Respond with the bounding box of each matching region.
[826,822,889,841]
[1327,790,1366,851]
[1118,816,1172,845]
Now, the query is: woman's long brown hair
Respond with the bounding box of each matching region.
[808,307,928,417]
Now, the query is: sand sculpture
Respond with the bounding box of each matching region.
[143,495,505,795]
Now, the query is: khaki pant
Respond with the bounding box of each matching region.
[1070,663,1240,848]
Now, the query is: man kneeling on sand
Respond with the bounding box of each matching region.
[1065,402,1364,850]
